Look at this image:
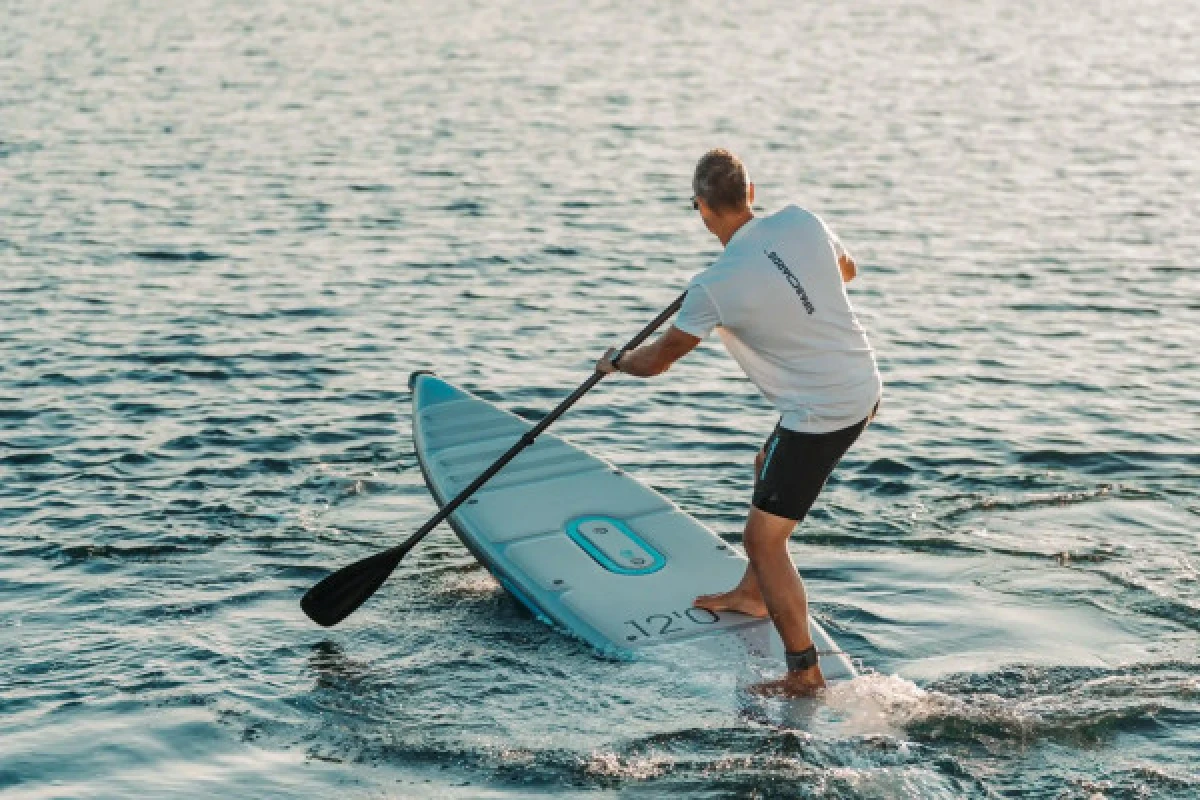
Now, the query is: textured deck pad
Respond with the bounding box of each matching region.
[411,373,857,679]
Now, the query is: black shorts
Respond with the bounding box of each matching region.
[751,407,875,521]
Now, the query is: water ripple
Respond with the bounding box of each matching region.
[2,0,1197,795]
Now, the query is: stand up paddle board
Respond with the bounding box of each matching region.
[410,371,856,680]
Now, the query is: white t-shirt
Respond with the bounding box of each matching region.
[674,204,882,433]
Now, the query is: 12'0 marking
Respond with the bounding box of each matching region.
[624,607,719,640]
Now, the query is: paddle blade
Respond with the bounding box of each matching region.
[300,544,408,627]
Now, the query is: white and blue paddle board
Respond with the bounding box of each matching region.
[409,371,856,680]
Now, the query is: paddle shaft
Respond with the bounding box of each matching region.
[300,291,688,626]
[391,291,687,558]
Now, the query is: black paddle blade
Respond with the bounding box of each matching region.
[300,544,408,627]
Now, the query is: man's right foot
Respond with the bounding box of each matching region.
[748,666,826,698]
[693,588,769,618]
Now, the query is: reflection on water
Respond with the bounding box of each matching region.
[2,0,1198,796]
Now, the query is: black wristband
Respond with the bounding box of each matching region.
[785,645,819,672]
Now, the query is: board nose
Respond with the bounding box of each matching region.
[410,370,470,408]
[408,369,436,390]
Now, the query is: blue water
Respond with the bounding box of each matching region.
[2,0,1198,797]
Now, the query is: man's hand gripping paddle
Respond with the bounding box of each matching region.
[300,292,687,627]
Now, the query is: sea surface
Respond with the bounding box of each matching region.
[2,0,1198,797]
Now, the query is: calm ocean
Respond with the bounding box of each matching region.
[2,0,1197,796]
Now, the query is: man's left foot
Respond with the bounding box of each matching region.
[748,666,826,698]
[693,588,768,618]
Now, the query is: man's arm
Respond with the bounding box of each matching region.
[596,326,701,377]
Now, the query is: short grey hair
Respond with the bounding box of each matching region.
[692,149,749,212]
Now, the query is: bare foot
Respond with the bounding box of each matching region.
[693,587,769,618]
[748,666,826,698]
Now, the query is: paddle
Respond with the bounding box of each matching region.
[300,291,688,627]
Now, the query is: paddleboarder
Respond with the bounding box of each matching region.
[597,148,882,696]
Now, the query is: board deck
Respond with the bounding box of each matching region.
[410,371,857,680]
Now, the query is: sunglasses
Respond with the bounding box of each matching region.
[691,196,700,211]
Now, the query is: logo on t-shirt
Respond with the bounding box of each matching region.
[764,250,815,315]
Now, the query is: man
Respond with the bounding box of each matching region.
[596,149,881,696]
